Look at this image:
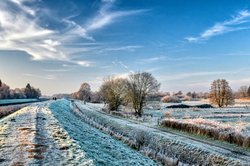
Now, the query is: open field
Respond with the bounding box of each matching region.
[139,101,250,148]
[74,100,250,165]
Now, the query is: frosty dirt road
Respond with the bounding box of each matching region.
[0,100,158,166]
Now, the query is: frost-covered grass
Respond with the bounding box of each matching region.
[0,99,38,106]
[161,118,250,147]
[0,104,28,118]
[74,100,249,165]
[151,105,250,147]
[81,101,250,144]
[49,100,158,166]
[0,101,93,165]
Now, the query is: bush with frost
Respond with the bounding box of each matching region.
[161,96,181,103]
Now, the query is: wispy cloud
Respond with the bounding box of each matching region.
[0,0,147,67]
[86,0,148,30]
[73,60,94,67]
[0,0,95,67]
[112,60,129,70]
[104,45,143,52]
[185,10,250,42]
[159,71,231,81]
[113,72,133,79]
[9,0,36,16]
[42,68,73,72]
[23,73,56,80]
[223,52,250,56]
[139,56,209,64]
[145,67,161,72]
[140,56,166,63]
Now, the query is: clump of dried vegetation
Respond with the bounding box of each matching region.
[0,104,27,118]
[161,118,250,147]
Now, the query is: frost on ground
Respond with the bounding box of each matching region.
[74,100,250,165]
[49,100,158,166]
[0,100,157,166]
[0,102,93,166]
[152,105,250,147]
[0,103,28,118]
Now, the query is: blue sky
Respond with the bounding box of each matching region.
[0,0,250,95]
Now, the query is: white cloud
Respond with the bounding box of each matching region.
[0,0,95,66]
[185,10,250,42]
[139,56,208,64]
[105,45,143,52]
[75,60,93,67]
[86,0,148,31]
[113,72,132,79]
[42,68,73,72]
[10,0,37,16]
[112,60,129,70]
[145,67,161,72]
[140,56,166,63]
[158,71,231,81]
[0,0,146,68]
[23,73,56,80]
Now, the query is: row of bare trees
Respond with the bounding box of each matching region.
[236,86,250,98]
[71,72,160,116]
[209,79,250,107]
[71,77,244,112]
[99,72,160,116]
[0,80,41,99]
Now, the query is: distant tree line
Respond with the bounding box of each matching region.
[70,72,160,117]
[0,80,41,99]
[64,74,249,114]
[235,85,250,98]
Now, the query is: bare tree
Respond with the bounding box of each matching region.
[24,83,41,99]
[248,86,250,98]
[91,91,103,103]
[0,81,10,99]
[126,72,160,117]
[210,79,234,107]
[238,86,248,98]
[100,77,127,111]
[73,83,92,101]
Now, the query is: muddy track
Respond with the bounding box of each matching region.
[73,101,250,164]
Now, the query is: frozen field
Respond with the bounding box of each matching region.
[1,99,250,165]
[73,100,250,165]
[0,100,158,166]
[140,102,250,148]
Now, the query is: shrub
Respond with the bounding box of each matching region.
[0,104,27,118]
[161,118,249,147]
[161,96,181,103]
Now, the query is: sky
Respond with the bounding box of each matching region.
[0,0,250,96]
